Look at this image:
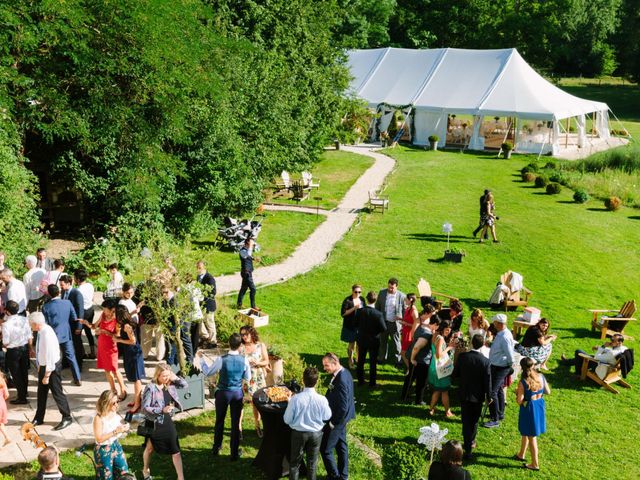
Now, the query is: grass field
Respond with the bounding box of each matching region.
[249,146,640,480]
[264,150,375,210]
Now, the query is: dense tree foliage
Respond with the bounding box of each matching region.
[387,0,628,77]
[0,0,349,244]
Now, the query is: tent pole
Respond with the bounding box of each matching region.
[609,108,634,142]
[565,118,569,148]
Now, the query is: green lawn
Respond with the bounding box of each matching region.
[264,150,374,209]
[252,146,640,479]
[7,147,640,479]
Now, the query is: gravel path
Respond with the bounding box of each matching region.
[216,144,394,295]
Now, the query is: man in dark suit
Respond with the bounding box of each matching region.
[375,277,406,365]
[355,291,386,387]
[41,284,82,385]
[196,260,217,348]
[35,248,54,271]
[436,299,464,333]
[453,334,492,460]
[59,275,85,372]
[472,189,490,238]
[321,352,355,480]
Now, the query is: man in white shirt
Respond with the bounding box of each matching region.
[74,269,96,359]
[29,312,72,431]
[23,255,45,312]
[561,333,628,374]
[2,300,32,404]
[284,367,332,480]
[1,268,27,315]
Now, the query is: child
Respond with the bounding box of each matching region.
[0,371,11,447]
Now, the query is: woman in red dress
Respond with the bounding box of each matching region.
[82,298,127,400]
[400,293,419,368]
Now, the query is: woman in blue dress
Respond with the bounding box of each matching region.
[115,305,146,413]
[515,357,551,471]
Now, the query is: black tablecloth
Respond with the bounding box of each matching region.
[252,387,306,479]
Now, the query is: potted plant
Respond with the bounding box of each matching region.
[444,247,465,263]
[139,264,213,411]
[501,142,514,159]
[266,345,285,386]
[428,135,439,151]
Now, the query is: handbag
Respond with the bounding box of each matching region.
[136,419,156,437]
[435,353,454,379]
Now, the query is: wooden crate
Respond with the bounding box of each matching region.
[238,308,269,328]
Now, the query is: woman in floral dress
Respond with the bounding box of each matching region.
[239,325,269,437]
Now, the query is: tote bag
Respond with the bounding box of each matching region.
[435,352,454,379]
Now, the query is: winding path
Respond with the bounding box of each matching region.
[217,144,395,294]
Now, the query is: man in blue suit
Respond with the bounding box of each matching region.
[321,352,355,480]
[41,284,82,385]
[59,274,85,372]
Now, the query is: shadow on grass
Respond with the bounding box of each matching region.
[586,207,609,212]
[519,185,539,189]
[628,216,640,220]
[557,200,577,204]
[404,233,474,244]
[383,256,402,261]
[560,326,595,338]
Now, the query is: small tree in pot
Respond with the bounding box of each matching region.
[428,135,439,151]
[501,142,514,158]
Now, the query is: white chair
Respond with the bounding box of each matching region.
[273,171,290,192]
[368,190,389,213]
[301,171,320,190]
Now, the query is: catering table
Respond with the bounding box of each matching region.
[252,387,306,480]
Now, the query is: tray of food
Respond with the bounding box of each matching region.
[264,386,291,403]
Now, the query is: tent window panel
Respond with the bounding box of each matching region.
[515,118,553,154]
[445,114,474,146]
[482,117,515,149]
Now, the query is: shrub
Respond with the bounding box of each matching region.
[534,175,549,188]
[549,171,566,183]
[428,135,439,143]
[522,172,537,182]
[215,305,245,344]
[573,189,589,203]
[522,162,540,174]
[382,442,426,480]
[604,196,622,211]
[501,142,513,151]
[546,182,562,194]
[544,161,558,170]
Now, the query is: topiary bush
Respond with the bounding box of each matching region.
[534,174,549,188]
[428,135,439,143]
[521,162,540,174]
[573,189,589,203]
[604,196,622,211]
[546,182,562,194]
[522,172,537,182]
[544,161,558,170]
[382,442,426,480]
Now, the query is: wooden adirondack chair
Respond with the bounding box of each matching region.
[301,171,320,190]
[368,190,389,213]
[273,170,291,193]
[589,300,636,340]
[500,270,532,311]
[417,278,458,311]
[578,349,633,394]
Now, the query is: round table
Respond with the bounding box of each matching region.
[252,387,306,479]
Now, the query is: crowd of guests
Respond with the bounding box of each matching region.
[340,277,558,474]
[0,244,632,479]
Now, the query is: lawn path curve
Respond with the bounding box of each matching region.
[216,144,394,295]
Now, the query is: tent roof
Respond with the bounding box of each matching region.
[346,48,608,120]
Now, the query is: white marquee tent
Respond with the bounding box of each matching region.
[347,47,611,155]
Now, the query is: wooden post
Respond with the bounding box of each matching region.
[565,118,569,148]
